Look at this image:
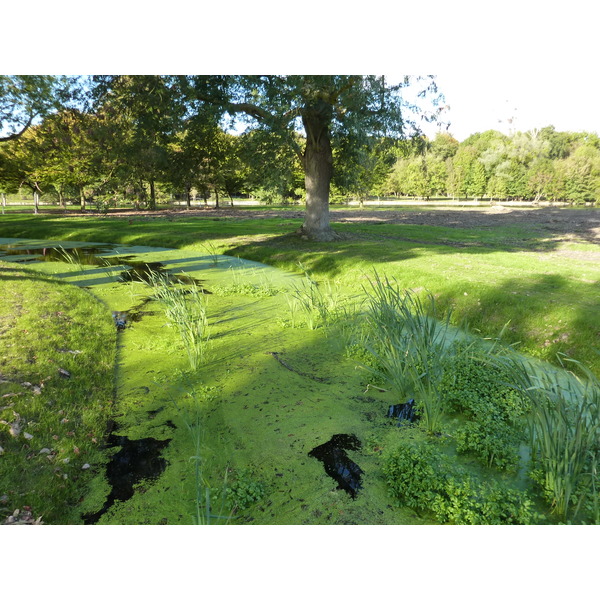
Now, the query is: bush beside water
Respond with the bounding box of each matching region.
[383,442,540,525]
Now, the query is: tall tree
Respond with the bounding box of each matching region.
[91,76,185,209]
[184,75,443,240]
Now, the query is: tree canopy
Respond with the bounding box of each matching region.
[181,75,445,239]
[0,75,76,142]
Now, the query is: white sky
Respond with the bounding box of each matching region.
[3,1,598,142]
[429,71,600,141]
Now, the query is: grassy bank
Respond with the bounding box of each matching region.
[0,263,116,523]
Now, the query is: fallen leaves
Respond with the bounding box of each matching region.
[3,508,44,525]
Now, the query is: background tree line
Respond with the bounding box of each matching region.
[382,128,600,204]
[1,75,598,214]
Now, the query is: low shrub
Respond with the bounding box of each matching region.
[383,441,540,524]
[441,347,530,470]
[453,417,521,471]
[225,469,267,511]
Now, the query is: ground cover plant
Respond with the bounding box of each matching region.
[0,204,599,524]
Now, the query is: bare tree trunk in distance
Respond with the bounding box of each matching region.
[298,110,338,241]
[186,184,192,210]
[33,190,40,214]
[149,179,156,210]
[79,187,86,212]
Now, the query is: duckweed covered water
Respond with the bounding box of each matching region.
[1,236,592,524]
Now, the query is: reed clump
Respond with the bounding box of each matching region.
[504,356,600,522]
[147,271,210,370]
[359,271,458,434]
[287,271,343,330]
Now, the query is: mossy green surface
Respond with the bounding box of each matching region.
[1,233,597,524]
[0,241,430,523]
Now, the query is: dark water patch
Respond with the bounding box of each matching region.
[387,399,418,426]
[118,261,168,283]
[0,244,115,265]
[308,434,363,499]
[83,432,171,524]
[0,243,209,290]
[111,296,160,330]
[118,262,209,290]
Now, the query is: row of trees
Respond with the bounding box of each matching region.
[2,76,598,241]
[1,75,445,240]
[381,128,600,204]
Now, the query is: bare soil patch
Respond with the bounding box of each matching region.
[42,204,600,245]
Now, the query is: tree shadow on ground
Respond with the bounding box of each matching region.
[434,273,600,375]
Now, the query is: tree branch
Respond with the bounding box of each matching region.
[0,114,35,143]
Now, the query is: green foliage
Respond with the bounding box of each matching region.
[287,270,344,330]
[383,441,540,524]
[440,347,530,470]
[453,418,521,471]
[225,468,267,511]
[147,272,210,370]
[507,359,600,521]
[384,126,600,203]
[359,272,456,433]
[252,187,287,205]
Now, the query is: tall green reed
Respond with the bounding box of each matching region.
[56,246,87,273]
[288,271,342,330]
[200,241,221,266]
[505,356,600,521]
[147,271,210,370]
[360,271,457,434]
[170,382,230,524]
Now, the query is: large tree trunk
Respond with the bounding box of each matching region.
[79,187,86,212]
[33,190,40,214]
[298,111,338,241]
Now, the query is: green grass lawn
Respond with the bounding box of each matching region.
[1,209,597,375]
[0,264,116,524]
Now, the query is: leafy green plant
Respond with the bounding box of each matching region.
[441,346,530,470]
[224,468,267,511]
[383,441,540,524]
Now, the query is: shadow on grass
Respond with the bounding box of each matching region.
[433,273,600,374]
